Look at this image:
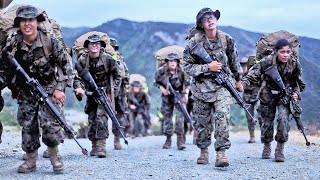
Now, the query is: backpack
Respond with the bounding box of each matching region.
[155,45,184,68]
[256,30,300,61]
[73,31,115,57]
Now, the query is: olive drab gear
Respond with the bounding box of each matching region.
[255,30,300,61]
[155,45,184,68]
[73,31,115,57]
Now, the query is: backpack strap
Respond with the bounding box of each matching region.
[217,30,227,52]
[39,30,52,59]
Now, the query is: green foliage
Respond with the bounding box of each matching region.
[0,111,18,126]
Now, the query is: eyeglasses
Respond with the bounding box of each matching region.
[278,50,292,54]
[201,15,216,23]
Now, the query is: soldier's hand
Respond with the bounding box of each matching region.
[183,94,189,104]
[130,105,137,110]
[292,92,299,101]
[52,90,66,104]
[235,81,243,92]
[160,86,170,96]
[209,61,222,72]
[74,88,85,97]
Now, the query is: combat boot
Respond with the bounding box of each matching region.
[114,136,122,150]
[262,142,271,159]
[97,139,106,158]
[197,148,208,164]
[248,130,255,143]
[215,150,229,167]
[275,142,285,162]
[177,134,186,150]
[48,146,64,173]
[162,135,171,149]
[17,150,38,173]
[90,140,99,156]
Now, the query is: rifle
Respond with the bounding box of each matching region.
[190,43,256,125]
[160,80,196,132]
[75,62,128,145]
[265,65,311,146]
[128,95,151,126]
[7,53,88,155]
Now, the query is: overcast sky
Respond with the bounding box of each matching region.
[6,0,320,39]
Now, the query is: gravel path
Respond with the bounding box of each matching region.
[0,129,319,180]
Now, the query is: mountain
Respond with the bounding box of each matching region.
[61,18,320,126]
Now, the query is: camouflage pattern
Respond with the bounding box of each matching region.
[242,54,305,143]
[113,51,130,136]
[183,30,242,150]
[74,51,121,141]
[127,91,150,136]
[159,95,185,136]
[0,29,71,152]
[154,65,189,136]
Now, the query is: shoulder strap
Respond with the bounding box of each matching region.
[39,31,52,59]
[217,30,227,52]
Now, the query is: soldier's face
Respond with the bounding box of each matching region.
[168,60,177,70]
[19,18,38,37]
[201,14,217,30]
[133,87,140,93]
[88,42,101,53]
[276,45,292,63]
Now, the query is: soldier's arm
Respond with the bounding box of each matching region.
[225,34,242,81]
[292,60,306,93]
[122,61,130,86]
[51,35,73,92]
[153,68,164,89]
[183,38,211,77]
[241,63,262,88]
[109,55,121,96]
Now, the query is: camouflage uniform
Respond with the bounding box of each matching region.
[127,84,150,137]
[0,30,71,152]
[240,56,262,143]
[110,37,130,149]
[74,50,121,142]
[242,54,304,144]
[0,5,72,173]
[154,53,189,149]
[183,32,241,151]
[183,6,242,167]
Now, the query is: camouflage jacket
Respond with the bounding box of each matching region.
[242,54,305,104]
[112,51,129,96]
[154,65,190,94]
[0,30,72,99]
[127,91,150,110]
[74,50,121,96]
[183,30,242,102]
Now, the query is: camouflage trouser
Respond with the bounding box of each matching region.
[113,96,127,137]
[193,89,232,151]
[245,100,262,131]
[259,102,291,143]
[85,97,109,141]
[129,111,145,136]
[17,98,64,153]
[160,95,184,136]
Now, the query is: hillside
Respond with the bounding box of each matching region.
[59,18,320,126]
